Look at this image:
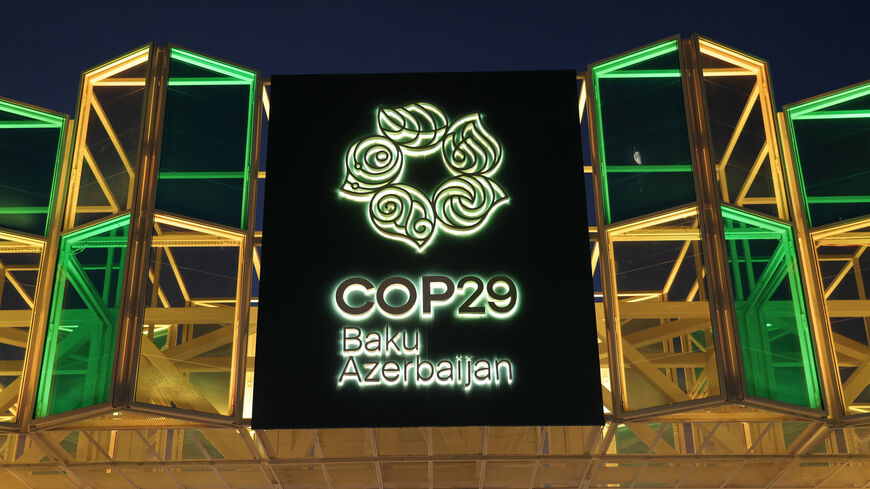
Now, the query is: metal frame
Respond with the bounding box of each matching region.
[586,34,832,422]
[0,97,71,430]
[19,44,262,431]
[2,422,870,488]
[3,36,870,487]
[780,80,870,424]
[120,44,262,423]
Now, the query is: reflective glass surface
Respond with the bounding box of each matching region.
[609,209,721,411]
[591,40,695,223]
[134,217,243,415]
[36,215,131,417]
[787,83,870,227]
[0,99,65,235]
[155,48,256,229]
[68,47,149,228]
[722,206,821,409]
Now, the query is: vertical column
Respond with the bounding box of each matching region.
[35,215,131,417]
[588,35,825,418]
[587,38,724,416]
[32,44,261,423]
[783,79,870,419]
[130,47,260,419]
[33,46,153,420]
[0,98,68,424]
[692,36,823,413]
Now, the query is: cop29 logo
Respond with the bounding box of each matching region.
[339,103,509,252]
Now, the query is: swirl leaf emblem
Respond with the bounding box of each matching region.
[378,103,448,155]
[369,185,437,250]
[434,175,507,235]
[341,136,403,198]
[442,114,502,176]
[341,102,508,252]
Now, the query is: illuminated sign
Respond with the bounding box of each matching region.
[340,103,508,251]
[254,71,602,428]
[335,275,517,390]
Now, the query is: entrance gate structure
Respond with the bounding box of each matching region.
[1,36,870,488]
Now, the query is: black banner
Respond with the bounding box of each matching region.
[254,71,603,428]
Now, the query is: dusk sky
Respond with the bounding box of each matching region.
[1,1,866,116]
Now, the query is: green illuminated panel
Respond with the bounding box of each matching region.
[597,70,681,79]
[167,78,252,86]
[155,48,257,228]
[590,40,696,223]
[35,215,131,418]
[721,206,821,409]
[786,81,870,227]
[0,98,66,235]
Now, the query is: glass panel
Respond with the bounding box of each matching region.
[155,48,257,228]
[698,39,786,220]
[721,205,821,408]
[67,47,150,228]
[0,232,43,422]
[786,81,870,227]
[609,207,720,411]
[590,39,695,223]
[134,215,243,416]
[814,219,870,415]
[0,99,65,236]
[35,215,131,417]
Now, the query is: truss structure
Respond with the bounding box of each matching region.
[0,36,870,487]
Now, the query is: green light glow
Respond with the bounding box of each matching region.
[784,114,813,227]
[721,206,790,233]
[340,102,508,251]
[167,77,251,86]
[590,39,688,224]
[791,110,870,120]
[0,99,65,126]
[164,47,257,229]
[0,121,62,129]
[806,196,870,204]
[785,80,870,227]
[240,63,256,229]
[597,69,681,79]
[720,205,822,410]
[44,117,67,237]
[0,97,67,236]
[0,206,49,214]
[593,39,679,76]
[35,214,132,418]
[63,214,132,243]
[788,81,870,119]
[169,48,256,82]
